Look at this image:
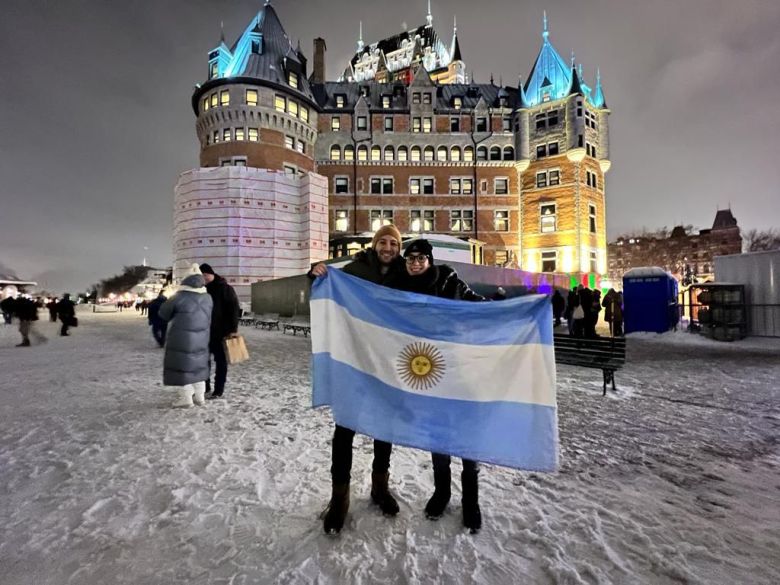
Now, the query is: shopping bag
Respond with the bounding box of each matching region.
[71,316,79,327]
[223,334,249,364]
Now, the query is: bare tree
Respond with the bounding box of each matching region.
[742,229,780,252]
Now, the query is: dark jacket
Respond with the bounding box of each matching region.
[205,275,240,343]
[388,264,485,302]
[159,275,213,386]
[147,296,167,326]
[1,297,15,315]
[56,298,75,320]
[552,290,565,317]
[308,249,406,285]
[15,298,39,321]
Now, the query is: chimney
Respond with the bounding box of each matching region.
[313,37,327,83]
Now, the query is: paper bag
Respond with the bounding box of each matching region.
[224,334,249,365]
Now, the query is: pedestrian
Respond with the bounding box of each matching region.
[588,289,602,338]
[613,292,624,337]
[309,224,406,535]
[141,300,149,316]
[552,290,565,327]
[158,264,212,408]
[147,292,168,347]
[572,286,587,338]
[47,299,58,322]
[565,288,577,335]
[1,294,15,325]
[198,263,240,400]
[386,238,486,532]
[14,296,47,346]
[56,294,76,337]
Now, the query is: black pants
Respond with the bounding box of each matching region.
[431,453,479,476]
[60,319,71,336]
[206,339,228,396]
[152,322,167,347]
[331,424,392,484]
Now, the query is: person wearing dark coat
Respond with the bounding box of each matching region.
[47,299,58,322]
[158,265,213,408]
[552,290,565,327]
[309,224,407,535]
[1,296,15,325]
[56,294,76,337]
[386,238,486,533]
[147,292,168,347]
[198,263,240,400]
[13,297,46,346]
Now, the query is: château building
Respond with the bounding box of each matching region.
[174,2,611,298]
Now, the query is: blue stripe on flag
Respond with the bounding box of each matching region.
[312,354,558,472]
[310,269,553,347]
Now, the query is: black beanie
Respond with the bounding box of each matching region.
[199,263,215,275]
[404,239,434,262]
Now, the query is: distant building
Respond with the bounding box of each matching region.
[1,272,37,298]
[607,210,742,284]
[177,3,612,298]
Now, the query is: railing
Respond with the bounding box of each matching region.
[682,303,780,338]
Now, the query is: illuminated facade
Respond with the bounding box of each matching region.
[180,3,611,290]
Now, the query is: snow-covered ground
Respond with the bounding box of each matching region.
[1,310,778,585]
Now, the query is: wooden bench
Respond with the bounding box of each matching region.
[553,334,627,396]
[238,312,257,326]
[282,321,311,337]
[254,314,280,330]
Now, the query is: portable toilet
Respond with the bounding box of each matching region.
[623,267,679,334]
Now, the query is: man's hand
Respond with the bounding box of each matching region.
[311,263,328,277]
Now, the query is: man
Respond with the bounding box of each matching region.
[14,296,46,346]
[310,224,406,535]
[1,295,15,325]
[147,292,168,347]
[198,263,240,400]
[56,294,76,336]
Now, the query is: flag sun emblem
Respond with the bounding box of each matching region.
[397,342,445,391]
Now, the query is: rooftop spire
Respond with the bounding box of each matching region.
[570,49,575,67]
[543,10,549,41]
[220,21,225,44]
[426,0,433,27]
[357,21,364,52]
[453,14,457,35]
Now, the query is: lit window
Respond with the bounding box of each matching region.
[502,117,511,132]
[450,210,474,232]
[220,91,229,106]
[334,177,348,193]
[384,146,394,161]
[223,128,232,142]
[423,147,434,161]
[357,145,368,161]
[213,130,219,143]
[248,128,259,142]
[495,178,508,194]
[300,106,309,123]
[371,146,381,161]
[335,95,345,108]
[549,170,560,186]
[589,204,597,233]
[235,128,245,141]
[370,210,393,231]
[410,179,421,194]
[589,251,598,273]
[423,118,432,133]
[344,145,354,161]
[453,97,462,109]
[357,116,367,131]
[423,93,432,104]
[463,147,474,162]
[384,116,393,131]
[288,101,298,117]
[335,210,349,231]
[536,172,548,188]
[246,90,258,106]
[202,97,209,112]
[437,146,448,161]
[412,118,421,133]
[451,147,461,161]
[449,178,461,194]
[411,147,421,162]
[397,147,408,161]
[296,140,305,154]
[288,71,299,88]
[209,62,218,79]
[411,210,434,232]
[331,117,340,131]
[275,95,286,112]
[494,210,509,232]
[412,93,421,104]
[462,179,473,194]
[210,94,218,108]
[382,96,391,109]
[540,203,556,233]
[541,251,557,272]
[285,135,294,149]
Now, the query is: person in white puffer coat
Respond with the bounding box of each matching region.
[158,264,213,408]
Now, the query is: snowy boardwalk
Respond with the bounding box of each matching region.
[1,311,779,585]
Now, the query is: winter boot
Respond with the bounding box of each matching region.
[192,383,206,406]
[16,340,31,347]
[171,386,194,408]
[424,468,452,519]
[323,482,350,535]
[461,469,482,533]
[370,471,400,516]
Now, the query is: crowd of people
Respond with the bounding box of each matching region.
[554,285,624,338]
[1,294,76,346]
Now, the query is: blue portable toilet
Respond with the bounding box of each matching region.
[623,267,679,334]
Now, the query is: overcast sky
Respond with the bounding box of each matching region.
[1,0,778,292]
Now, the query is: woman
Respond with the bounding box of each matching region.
[387,239,486,532]
[158,264,213,408]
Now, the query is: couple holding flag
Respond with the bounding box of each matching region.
[310,225,558,535]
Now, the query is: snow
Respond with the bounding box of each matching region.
[1,310,779,584]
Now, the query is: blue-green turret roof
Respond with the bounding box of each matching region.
[523,13,572,106]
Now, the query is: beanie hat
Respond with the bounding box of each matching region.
[188,263,203,276]
[403,239,434,262]
[198,263,215,275]
[371,224,402,248]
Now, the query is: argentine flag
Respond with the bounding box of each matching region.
[310,269,558,472]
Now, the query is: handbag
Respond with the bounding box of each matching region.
[223,334,249,364]
[572,305,585,320]
[70,316,79,327]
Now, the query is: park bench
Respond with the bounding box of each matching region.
[282,320,311,337]
[553,334,627,396]
[254,314,280,330]
[238,312,257,326]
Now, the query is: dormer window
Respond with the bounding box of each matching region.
[453,97,462,109]
[335,95,346,108]
[382,96,391,109]
[423,93,432,105]
[209,62,218,79]
[360,86,370,98]
[251,40,261,54]
[288,71,299,89]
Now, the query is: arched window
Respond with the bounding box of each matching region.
[344,145,354,161]
[463,146,474,162]
[489,146,501,161]
[477,146,488,161]
[330,145,341,161]
[451,146,462,162]
[503,146,515,161]
[384,145,395,161]
[437,146,448,161]
[357,145,368,161]
[411,146,422,161]
[423,146,435,161]
[371,146,381,161]
[398,146,408,161]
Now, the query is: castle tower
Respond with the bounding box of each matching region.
[515,14,611,283]
[174,2,328,299]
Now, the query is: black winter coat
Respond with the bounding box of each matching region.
[388,264,485,302]
[205,275,240,343]
[56,299,75,321]
[15,298,39,321]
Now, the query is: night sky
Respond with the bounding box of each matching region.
[1,0,778,293]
